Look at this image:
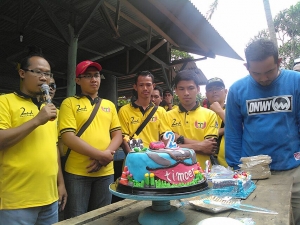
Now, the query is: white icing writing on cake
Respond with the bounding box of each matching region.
[164,168,195,183]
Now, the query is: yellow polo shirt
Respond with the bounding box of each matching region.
[118,102,166,148]
[59,96,121,177]
[0,92,58,209]
[215,111,228,167]
[163,104,178,111]
[163,102,218,168]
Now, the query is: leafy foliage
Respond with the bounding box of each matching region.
[171,49,194,61]
[250,2,300,69]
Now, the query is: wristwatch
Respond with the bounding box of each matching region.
[176,135,185,144]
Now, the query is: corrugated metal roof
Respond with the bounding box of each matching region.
[0,0,241,104]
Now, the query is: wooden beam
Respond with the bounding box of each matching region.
[115,0,121,30]
[147,26,152,51]
[100,4,120,38]
[148,0,210,53]
[121,0,179,47]
[0,15,105,59]
[169,56,207,66]
[160,65,170,89]
[104,1,152,34]
[129,39,167,74]
[79,47,106,57]
[76,0,105,35]
[126,50,129,74]
[119,36,169,69]
[37,0,70,45]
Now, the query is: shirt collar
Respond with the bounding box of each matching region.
[178,101,200,113]
[14,90,41,108]
[131,101,154,115]
[76,94,100,105]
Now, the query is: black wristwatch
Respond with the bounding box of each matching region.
[176,135,185,144]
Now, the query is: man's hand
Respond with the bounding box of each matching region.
[35,103,57,125]
[97,149,115,166]
[191,138,217,155]
[58,183,67,212]
[209,102,223,115]
[87,158,102,173]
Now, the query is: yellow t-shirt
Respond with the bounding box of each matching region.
[59,96,121,177]
[215,111,228,167]
[0,92,58,209]
[162,103,218,168]
[118,102,166,148]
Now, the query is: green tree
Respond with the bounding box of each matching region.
[171,49,194,61]
[250,2,300,69]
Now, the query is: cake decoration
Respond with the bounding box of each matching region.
[163,131,178,149]
[115,131,208,195]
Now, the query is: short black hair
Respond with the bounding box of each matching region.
[245,39,278,68]
[163,89,173,96]
[20,45,46,70]
[134,71,154,84]
[174,70,200,88]
[153,86,163,97]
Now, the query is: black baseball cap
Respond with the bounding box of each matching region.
[206,77,225,90]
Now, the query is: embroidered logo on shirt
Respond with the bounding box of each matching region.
[76,105,87,112]
[247,95,292,115]
[151,116,157,122]
[194,121,206,129]
[101,107,110,112]
[20,107,34,117]
[294,152,300,161]
[171,119,181,127]
[130,117,139,124]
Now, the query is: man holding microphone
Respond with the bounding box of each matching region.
[0,50,66,224]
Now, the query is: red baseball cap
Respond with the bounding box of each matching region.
[76,60,102,77]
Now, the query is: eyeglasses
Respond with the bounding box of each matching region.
[49,83,56,90]
[206,87,224,93]
[78,74,101,79]
[23,69,53,78]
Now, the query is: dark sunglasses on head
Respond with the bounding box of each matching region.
[49,83,56,90]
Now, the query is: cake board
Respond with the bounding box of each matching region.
[109,182,209,225]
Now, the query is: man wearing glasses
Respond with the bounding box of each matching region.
[0,52,66,224]
[58,60,122,218]
[205,77,228,167]
[49,78,57,100]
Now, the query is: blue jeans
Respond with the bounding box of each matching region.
[0,201,58,225]
[64,172,114,219]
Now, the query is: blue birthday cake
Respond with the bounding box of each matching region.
[116,137,208,195]
[210,171,256,199]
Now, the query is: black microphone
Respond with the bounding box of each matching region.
[41,84,52,104]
